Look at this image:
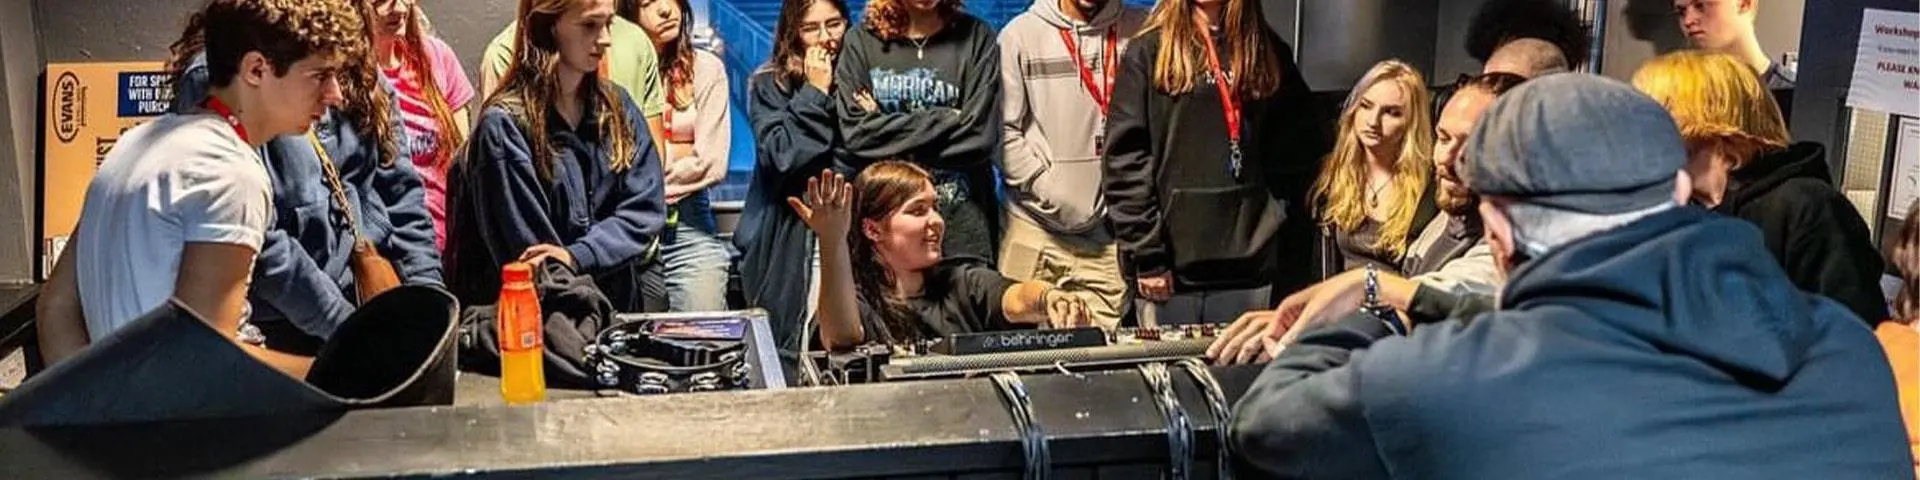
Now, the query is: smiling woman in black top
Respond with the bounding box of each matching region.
[791,162,1089,351]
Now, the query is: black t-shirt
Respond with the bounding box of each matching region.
[857,258,1019,343]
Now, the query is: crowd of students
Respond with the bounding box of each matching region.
[19,0,1916,473]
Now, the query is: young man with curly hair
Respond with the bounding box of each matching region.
[37,0,364,376]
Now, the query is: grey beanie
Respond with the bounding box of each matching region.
[1462,73,1687,215]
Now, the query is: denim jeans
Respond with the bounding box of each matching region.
[640,223,733,312]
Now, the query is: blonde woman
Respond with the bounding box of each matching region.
[1311,60,1436,277]
[1633,51,1885,324]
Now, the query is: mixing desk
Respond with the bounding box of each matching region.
[806,324,1229,383]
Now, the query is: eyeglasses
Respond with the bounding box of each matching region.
[798,18,849,39]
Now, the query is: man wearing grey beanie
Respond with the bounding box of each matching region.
[1229,74,1912,479]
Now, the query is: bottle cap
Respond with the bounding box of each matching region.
[502,262,533,283]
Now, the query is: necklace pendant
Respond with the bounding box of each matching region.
[917,47,924,60]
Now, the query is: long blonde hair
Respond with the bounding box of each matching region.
[1139,0,1282,99]
[1310,60,1433,258]
[1631,50,1790,166]
[478,0,638,180]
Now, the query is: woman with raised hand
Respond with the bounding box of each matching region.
[793,163,1089,352]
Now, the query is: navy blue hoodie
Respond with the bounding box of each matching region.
[737,71,843,353]
[171,56,443,341]
[1231,207,1913,479]
[445,88,667,312]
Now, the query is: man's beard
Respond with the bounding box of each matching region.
[1436,184,1478,215]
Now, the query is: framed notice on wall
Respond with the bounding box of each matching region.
[39,62,173,281]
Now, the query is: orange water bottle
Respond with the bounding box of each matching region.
[497,262,546,404]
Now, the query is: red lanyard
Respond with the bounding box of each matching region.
[1200,31,1244,177]
[1057,27,1117,116]
[204,96,250,144]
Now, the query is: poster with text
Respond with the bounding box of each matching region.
[1892,117,1920,221]
[40,62,172,280]
[1849,9,1920,118]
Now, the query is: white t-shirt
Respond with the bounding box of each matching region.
[72,113,271,341]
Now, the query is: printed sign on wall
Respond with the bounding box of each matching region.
[1849,8,1920,118]
[40,62,172,280]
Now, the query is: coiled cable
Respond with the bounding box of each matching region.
[1139,363,1193,479]
[990,371,1051,480]
[1177,358,1233,480]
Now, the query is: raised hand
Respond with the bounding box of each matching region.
[787,169,853,239]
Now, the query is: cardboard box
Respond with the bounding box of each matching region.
[40,62,172,280]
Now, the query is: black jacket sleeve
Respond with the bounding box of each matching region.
[932,24,1003,169]
[1101,37,1170,277]
[1230,310,1394,479]
[955,261,1016,331]
[1407,284,1496,326]
[749,73,839,182]
[834,31,966,165]
[1783,187,1890,324]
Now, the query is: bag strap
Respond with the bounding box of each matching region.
[307,132,372,247]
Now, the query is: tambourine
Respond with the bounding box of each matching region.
[581,320,752,395]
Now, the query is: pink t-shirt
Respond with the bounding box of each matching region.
[383,35,474,252]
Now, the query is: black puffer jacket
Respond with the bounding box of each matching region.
[1716,142,1888,324]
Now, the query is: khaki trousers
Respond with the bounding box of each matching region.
[997,214,1129,329]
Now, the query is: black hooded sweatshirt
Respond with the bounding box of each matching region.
[1714,142,1888,324]
[1103,29,1327,292]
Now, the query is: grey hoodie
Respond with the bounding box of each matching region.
[999,0,1146,235]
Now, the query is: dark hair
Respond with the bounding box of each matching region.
[167,0,396,165]
[849,160,935,343]
[1894,199,1920,324]
[616,0,641,21]
[863,0,962,40]
[1465,0,1591,70]
[651,0,699,110]
[762,0,849,91]
[1140,0,1284,99]
[479,0,640,180]
[175,0,363,88]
